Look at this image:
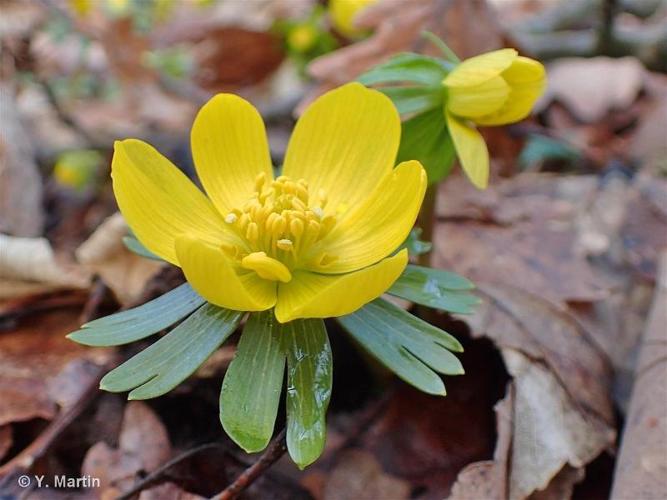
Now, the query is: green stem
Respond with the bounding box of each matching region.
[421,31,460,63]
[417,184,437,267]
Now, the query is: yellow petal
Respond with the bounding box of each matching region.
[282,83,400,214]
[111,139,227,265]
[310,160,426,274]
[191,94,274,215]
[443,48,517,88]
[446,112,489,189]
[446,75,510,118]
[275,250,407,323]
[175,236,276,312]
[475,57,547,126]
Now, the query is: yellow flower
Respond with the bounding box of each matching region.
[329,0,377,38]
[287,23,318,53]
[443,49,546,189]
[112,83,426,323]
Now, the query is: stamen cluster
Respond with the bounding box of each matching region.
[222,173,338,282]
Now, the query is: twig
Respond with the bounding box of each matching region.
[209,429,287,500]
[79,278,108,324]
[0,292,88,326]
[417,185,438,267]
[117,443,228,500]
[597,0,619,53]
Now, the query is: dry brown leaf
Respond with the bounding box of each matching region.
[0,82,44,237]
[82,401,172,497]
[502,349,612,499]
[0,309,113,427]
[537,57,646,123]
[76,213,164,306]
[449,283,616,499]
[434,175,610,303]
[0,234,90,300]
[611,251,667,499]
[190,27,284,92]
[323,449,411,500]
[621,177,667,281]
[139,482,205,500]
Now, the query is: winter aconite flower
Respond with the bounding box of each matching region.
[329,0,377,38]
[443,48,546,188]
[112,83,426,323]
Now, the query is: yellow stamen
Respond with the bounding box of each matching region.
[221,174,342,279]
[246,222,259,242]
[277,239,294,251]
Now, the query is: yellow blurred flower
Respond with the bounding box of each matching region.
[287,23,318,53]
[68,0,129,16]
[112,83,426,323]
[53,150,102,191]
[443,48,546,189]
[69,0,92,15]
[329,0,377,38]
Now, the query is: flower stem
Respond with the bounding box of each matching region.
[417,184,438,267]
[421,31,460,63]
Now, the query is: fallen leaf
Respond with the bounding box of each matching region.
[0,309,112,427]
[621,177,667,282]
[536,57,645,123]
[434,175,610,303]
[451,283,617,499]
[502,349,611,499]
[139,482,205,500]
[189,27,285,92]
[323,449,411,500]
[0,234,90,301]
[82,401,172,496]
[75,213,164,306]
[611,251,667,500]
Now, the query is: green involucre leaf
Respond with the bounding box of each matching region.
[389,264,481,314]
[220,311,285,453]
[358,52,450,86]
[281,319,332,469]
[518,133,581,170]
[122,235,163,261]
[68,283,205,346]
[380,86,443,115]
[338,299,464,395]
[396,108,456,184]
[400,227,433,257]
[100,304,242,399]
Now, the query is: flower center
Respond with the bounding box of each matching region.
[221,173,339,282]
